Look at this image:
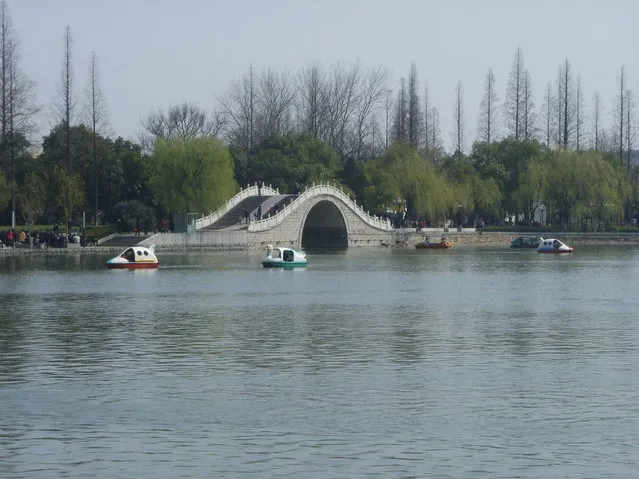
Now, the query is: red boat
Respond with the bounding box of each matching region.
[415,238,453,249]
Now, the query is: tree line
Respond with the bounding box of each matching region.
[0,0,636,233]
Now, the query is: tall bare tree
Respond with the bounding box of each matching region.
[219,66,257,151]
[429,107,443,162]
[555,58,576,149]
[453,81,465,152]
[52,26,75,170]
[563,59,576,148]
[255,68,295,140]
[84,51,109,225]
[504,47,524,139]
[574,76,585,150]
[477,67,498,142]
[521,69,535,140]
[384,88,393,150]
[592,91,602,151]
[555,77,563,148]
[541,82,554,147]
[351,65,388,160]
[613,66,627,165]
[324,63,360,157]
[407,62,422,146]
[249,64,254,151]
[423,82,431,150]
[0,1,37,228]
[625,89,636,171]
[393,78,407,142]
[296,63,327,139]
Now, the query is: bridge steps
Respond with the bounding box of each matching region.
[200,196,267,230]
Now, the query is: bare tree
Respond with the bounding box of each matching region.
[554,59,577,149]
[599,128,614,153]
[51,26,75,170]
[249,64,254,151]
[350,65,389,160]
[296,63,327,139]
[0,1,37,228]
[324,62,360,157]
[477,67,498,142]
[393,78,407,142]
[592,91,602,151]
[574,76,585,150]
[407,62,422,146]
[522,69,535,140]
[219,66,257,151]
[423,82,431,150]
[625,89,636,170]
[555,77,563,148]
[541,82,554,147]
[453,81,465,152]
[384,89,393,150]
[255,68,295,140]
[613,66,626,165]
[561,59,577,148]
[140,103,224,151]
[429,107,443,162]
[84,52,108,135]
[84,51,109,225]
[504,47,524,139]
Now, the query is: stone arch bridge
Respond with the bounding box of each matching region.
[145,183,394,249]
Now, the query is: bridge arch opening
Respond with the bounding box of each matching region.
[302,200,348,249]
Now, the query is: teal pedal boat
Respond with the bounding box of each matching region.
[262,244,308,268]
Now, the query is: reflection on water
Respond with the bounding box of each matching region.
[1,246,639,478]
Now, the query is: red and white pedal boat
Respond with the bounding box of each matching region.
[537,238,574,254]
[106,245,160,269]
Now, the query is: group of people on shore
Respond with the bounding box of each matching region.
[0,228,90,249]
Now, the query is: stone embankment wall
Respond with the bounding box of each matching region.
[398,230,639,247]
[139,231,247,250]
[4,230,639,256]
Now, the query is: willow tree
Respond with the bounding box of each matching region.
[370,141,451,222]
[541,151,623,228]
[0,169,9,211]
[51,165,84,231]
[150,137,237,215]
[440,150,501,225]
[464,174,503,221]
[514,156,549,223]
[585,154,625,227]
[18,171,47,226]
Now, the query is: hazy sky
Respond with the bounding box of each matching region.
[12,0,639,151]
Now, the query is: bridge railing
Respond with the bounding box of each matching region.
[248,182,393,232]
[196,182,279,229]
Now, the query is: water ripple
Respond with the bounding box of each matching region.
[1,247,639,477]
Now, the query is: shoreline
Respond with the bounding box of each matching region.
[2,231,639,256]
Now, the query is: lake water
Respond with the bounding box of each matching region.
[1,245,639,478]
